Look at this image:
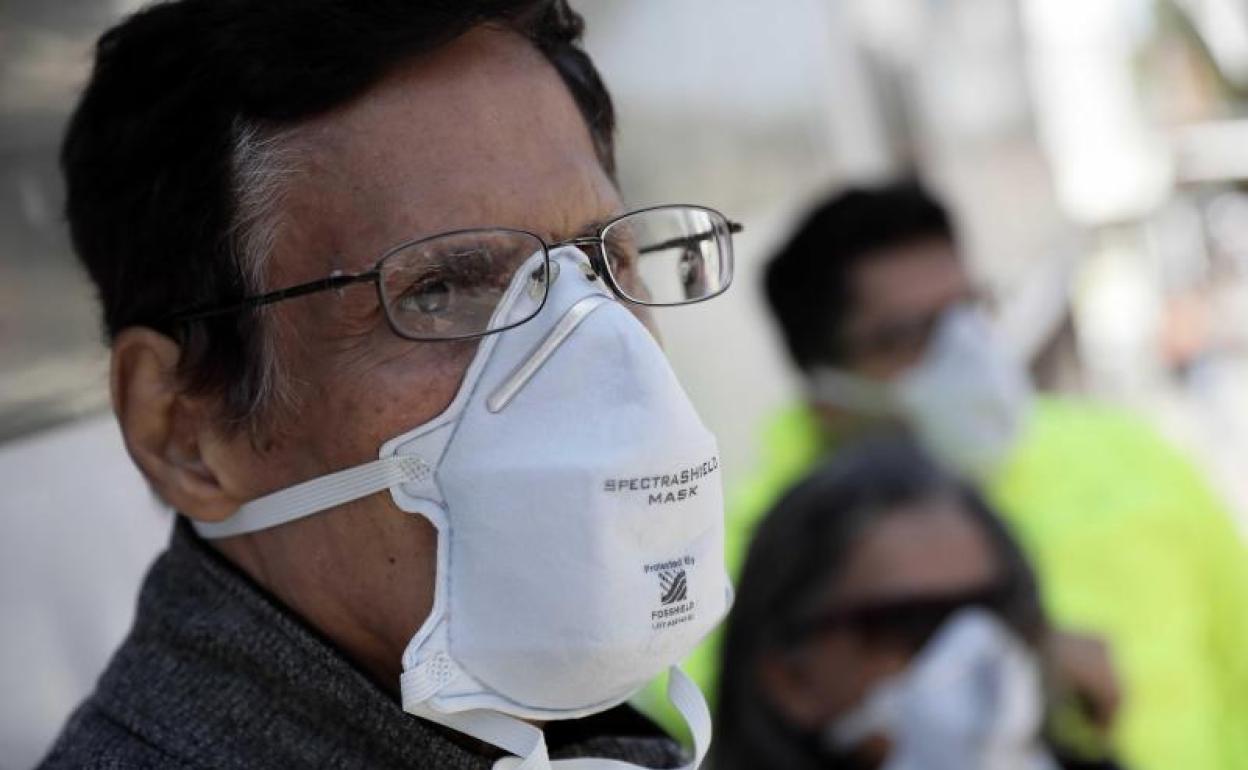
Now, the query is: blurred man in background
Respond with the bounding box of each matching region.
[719,181,1248,770]
[40,0,736,767]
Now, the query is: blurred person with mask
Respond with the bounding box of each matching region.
[714,440,1123,770]
[39,1,739,768]
[705,181,1248,770]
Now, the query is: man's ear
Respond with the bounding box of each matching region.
[111,327,242,522]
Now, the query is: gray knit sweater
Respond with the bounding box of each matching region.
[38,521,685,769]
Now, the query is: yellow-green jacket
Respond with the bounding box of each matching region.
[638,396,1248,770]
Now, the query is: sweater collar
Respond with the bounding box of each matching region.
[90,518,682,768]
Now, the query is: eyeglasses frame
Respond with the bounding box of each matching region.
[169,203,742,343]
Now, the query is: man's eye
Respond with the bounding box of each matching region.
[397,280,452,315]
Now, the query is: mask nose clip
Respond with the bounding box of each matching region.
[552,243,603,283]
[487,293,611,413]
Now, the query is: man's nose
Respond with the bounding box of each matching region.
[549,246,663,344]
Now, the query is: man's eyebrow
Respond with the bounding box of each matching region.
[558,212,628,243]
[577,216,613,236]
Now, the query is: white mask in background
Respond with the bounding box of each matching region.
[826,608,1058,770]
[195,246,730,770]
[808,305,1032,479]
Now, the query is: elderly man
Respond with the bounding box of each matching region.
[40,1,736,768]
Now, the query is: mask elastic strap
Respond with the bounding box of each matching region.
[192,455,434,539]
[404,666,712,770]
[806,366,897,417]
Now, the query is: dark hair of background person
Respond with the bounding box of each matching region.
[712,439,1046,770]
[764,181,955,371]
[61,0,616,432]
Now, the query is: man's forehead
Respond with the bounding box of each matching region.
[832,499,999,604]
[851,238,968,319]
[274,25,612,277]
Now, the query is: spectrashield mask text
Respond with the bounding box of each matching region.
[194,246,730,769]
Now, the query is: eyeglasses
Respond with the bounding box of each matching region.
[782,583,1014,652]
[170,204,742,342]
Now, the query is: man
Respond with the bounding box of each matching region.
[716,181,1248,770]
[41,2,737,767]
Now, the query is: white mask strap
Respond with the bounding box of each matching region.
[192,455,434,539]
[405,666,712,770]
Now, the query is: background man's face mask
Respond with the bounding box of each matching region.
[825,608,1058,770]
[194,247,730,770]
[809,305,1032,478]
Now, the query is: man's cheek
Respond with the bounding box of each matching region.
[309,336,477,462]
[626,305,662,346]
[338,378,455,452]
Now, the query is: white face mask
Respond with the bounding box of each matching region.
[826,608,1058,770]
[809,306,1032,478]
[195,247,730,769]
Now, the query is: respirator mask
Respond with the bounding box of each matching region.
[809,305,1031,479]
[195,246,731,769]
[826,609,1057,770]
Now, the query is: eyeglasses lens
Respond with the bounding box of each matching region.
[601,206,733,306]
[378,230,546,340]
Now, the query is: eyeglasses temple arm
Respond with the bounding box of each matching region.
[636,221,744,256]
[171,272,377,323]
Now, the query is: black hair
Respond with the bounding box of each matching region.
[764,181,955,371]
[713,439,1045,770]
[62,0,615,430]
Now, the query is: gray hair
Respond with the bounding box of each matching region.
[227,117,305,433]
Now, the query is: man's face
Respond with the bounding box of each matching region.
[208,27,628,685]
[839,238,974,382]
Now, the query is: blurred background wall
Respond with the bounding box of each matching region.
[4,0,1248,766]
